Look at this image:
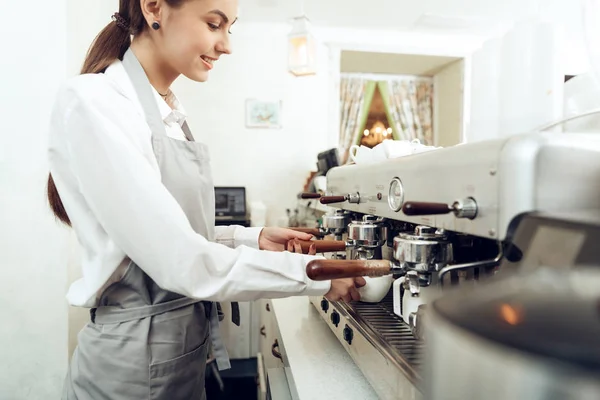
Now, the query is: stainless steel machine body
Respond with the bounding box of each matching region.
[425,211,600,400]
[309,132,600,400]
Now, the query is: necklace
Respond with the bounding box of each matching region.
[155,87,170,98]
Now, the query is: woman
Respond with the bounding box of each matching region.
[47,0,365,398]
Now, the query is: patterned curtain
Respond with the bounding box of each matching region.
[339,77,376,162]
[378,78,434,145]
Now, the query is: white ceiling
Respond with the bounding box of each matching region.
[239,0,542,36]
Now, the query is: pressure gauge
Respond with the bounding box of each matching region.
[388,177,404,212]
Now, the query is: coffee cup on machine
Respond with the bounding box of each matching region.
[348,145,374,164]
[358,275,394,303]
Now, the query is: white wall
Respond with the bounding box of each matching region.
[540,0,591,75]
[174,22,331,226]
[0,1,70,399]
[435,60,466,146]
[67,1,118,76]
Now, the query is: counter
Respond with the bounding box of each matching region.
[270,296,379,400]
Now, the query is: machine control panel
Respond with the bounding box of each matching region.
[343,325,354,345]
[320,299,329,313]
[330,310,340,327]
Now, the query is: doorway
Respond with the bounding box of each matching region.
[337,50,466,160]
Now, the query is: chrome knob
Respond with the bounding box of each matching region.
[347,192,360,204]
[451,198,478,219]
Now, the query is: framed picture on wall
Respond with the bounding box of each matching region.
[245,99,282,129]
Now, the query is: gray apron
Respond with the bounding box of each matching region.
[62,49,230,400]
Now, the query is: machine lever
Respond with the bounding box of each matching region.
[403,198,478,219]
[402,202,452,216]
[320,192,360,205]
[306,259,394,280]
[320,195,348,204]
[299,192,322,199]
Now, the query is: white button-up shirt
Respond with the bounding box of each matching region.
[48,60,330,308]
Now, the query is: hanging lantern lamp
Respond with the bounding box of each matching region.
[288,15,317,77]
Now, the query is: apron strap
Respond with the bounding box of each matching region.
[92,296,200,324]
[207,302,232,370]
[119,48,232,371]
[181,121,195,142]
[122,49,169,138]
[92,298,232,370]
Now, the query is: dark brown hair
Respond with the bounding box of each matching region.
[47,0,184,225]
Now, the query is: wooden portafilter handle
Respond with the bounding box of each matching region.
[306,259,392,281]
[320,195,347,205]
[289,240,347,254]
[402,201,452,216]
[299,193,322,199]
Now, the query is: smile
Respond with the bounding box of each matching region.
[200,55,216,70]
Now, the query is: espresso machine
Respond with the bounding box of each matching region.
[424,210,600,400]
[298,132,600,400]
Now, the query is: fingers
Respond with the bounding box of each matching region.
[293,239,302,254]
[342,286,361,303]
[297,232,314,241]
[285,229,313,241]
[354,277,367,288]
[286,239,317,255]
[325,278,363,303]
[349,286,361,302]
[287,239,312,254]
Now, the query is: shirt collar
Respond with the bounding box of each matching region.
[151,88,188,128]
[104,59,188,128]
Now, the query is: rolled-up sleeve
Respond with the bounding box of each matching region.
[215,225,263,249]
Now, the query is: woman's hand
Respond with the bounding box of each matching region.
[324,277,366,302]
[258,227,313,252]
[287,238,366,303]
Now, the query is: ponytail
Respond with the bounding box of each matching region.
[47,0,185,226]
[47,1,137,226]
[81,17,132,75]
[47,15,131,226]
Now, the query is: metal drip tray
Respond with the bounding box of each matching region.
[335,291,424,385]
